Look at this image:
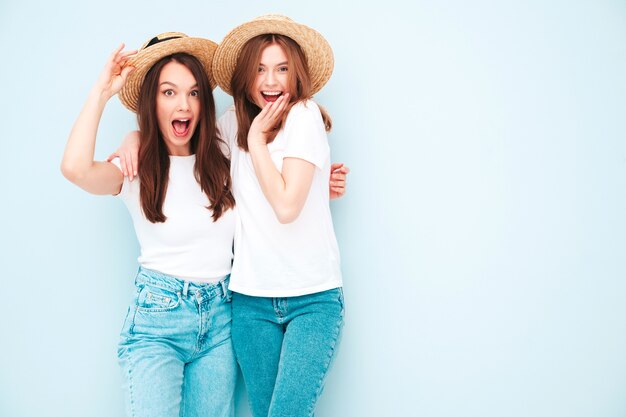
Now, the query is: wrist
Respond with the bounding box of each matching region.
[88,85,113,105]
[248,142,267,153]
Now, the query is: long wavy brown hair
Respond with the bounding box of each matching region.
[136,53,235,223]
[231,34,332,151]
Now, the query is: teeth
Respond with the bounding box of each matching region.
[175,119,189,122]
[262,92,281,96]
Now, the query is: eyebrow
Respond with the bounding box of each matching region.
[159,81,198,88]
[259,61,289,67]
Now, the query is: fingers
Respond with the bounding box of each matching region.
[259,98,278,120]
[329,186,345,200]
[119,50,138,67]
[117,152,127,177]
[331,162,344,171]
[109,44,137,71]
[330,163,349,184]
[255,95,277,120]
[259,94,289,129]
[106,150,131,180]
[111,44,137,62]
[332,166,350,175]
[330,171,346,193]
[273,93,289,115]
[116,151,131,180]
[101,46,136,94]
[109,43,125,62]
[108,149,129,179]
[109,44,126,68]
[120,49,138,58]
[125,155,134,181]
[121,150,133,181]
[330,169,346,180]
[249,94,290,146]
[120,65,135,82]
[116,130,141,180]
[330,186,345,195]
[330,161,348,200]
[329,177,346,187]
[331,162,350,174]
[269,94,289,128]
[129,148,138,181]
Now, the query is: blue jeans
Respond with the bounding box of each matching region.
[231,288,344,417]
[117,267,237,417]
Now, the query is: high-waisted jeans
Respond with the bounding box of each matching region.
[231,288,344,417]
[117,267,237,417]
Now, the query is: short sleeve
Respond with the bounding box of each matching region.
[109,158,129,199]
[282,101,329,169]
[217,106,238,159]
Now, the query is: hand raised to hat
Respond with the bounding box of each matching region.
[247,94,290,149]
[93,44,137,100]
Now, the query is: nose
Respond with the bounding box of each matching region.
[177,94,190,111]
[264,70,277,87]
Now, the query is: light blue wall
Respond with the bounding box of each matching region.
[1,1,625,416]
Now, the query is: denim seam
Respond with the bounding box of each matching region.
[124,349,137,417]
[306,314,343,417]
[273,298,288,323]
[135,304,181,313]
[195,293,208,356]
[128,293,140,336]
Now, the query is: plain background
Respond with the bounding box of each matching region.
[1,0,625,416]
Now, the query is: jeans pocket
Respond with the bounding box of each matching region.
[136,284,181,312]
[128,286,187,339]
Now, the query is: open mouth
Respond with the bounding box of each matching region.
[172,119,191,137]
[261,91,282,103]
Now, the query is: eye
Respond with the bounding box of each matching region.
[163,89,174,97]
[278,66,288,73]
[257,66,265,73]
[190,90,199,97]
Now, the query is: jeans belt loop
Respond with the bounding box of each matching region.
[220,279,229,301]
[182,281,189,298]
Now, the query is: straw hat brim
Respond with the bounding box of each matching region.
[119,36,218,113]
[213,15,334,96]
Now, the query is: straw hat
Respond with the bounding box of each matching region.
[213,14,334,96]
[118,32,218,112]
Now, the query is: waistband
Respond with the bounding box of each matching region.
[135,267,230,299]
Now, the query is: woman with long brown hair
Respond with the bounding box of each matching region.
[61,34,237,417]
[213,14,345,417]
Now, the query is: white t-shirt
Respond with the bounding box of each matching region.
[219,101,342,297]
[113,155,234,283]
